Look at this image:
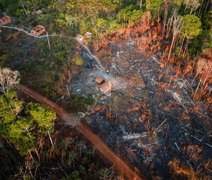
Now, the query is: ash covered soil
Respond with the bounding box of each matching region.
[70,40,212,178]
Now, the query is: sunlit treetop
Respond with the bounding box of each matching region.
[181,14,202,39]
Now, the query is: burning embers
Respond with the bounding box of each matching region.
[95,76,112,94]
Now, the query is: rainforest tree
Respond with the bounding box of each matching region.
[180,14,202,56]
[0,89,56,155]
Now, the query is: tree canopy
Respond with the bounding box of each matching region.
[0,90,56,155]
[181,14,202,39]
[146,0,163,17]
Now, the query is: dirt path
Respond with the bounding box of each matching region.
[15,84,141,180]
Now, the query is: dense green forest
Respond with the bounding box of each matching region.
[0,0,211,179]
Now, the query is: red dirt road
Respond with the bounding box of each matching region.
[16,84,141,180]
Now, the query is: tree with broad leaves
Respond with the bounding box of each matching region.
[146,0,163,18]
[180,14,202,57]
[181,14,202,40]
[0,90,56,155]
[27,102,56,134]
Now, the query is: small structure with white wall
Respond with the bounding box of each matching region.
[95,76,112,94]
[99,81,112,94]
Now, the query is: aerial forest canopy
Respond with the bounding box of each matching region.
[0,0,211,179]
[0,0,210,52]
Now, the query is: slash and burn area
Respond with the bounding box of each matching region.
[69,39,212,178]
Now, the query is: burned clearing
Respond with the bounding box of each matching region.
[69,39,212,178]
[1,1,211,179]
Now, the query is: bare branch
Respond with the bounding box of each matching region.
[0,67,20,93]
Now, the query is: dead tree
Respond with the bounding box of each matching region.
[162,0,169,35]
[137,0,143,9]
[165,10,176,39]
[183,0,201,14]
[168,14,182,61]
[0,67,20,93]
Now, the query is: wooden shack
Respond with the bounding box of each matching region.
[31,25,46,36]
[99,81,112,93]
[95,76,105,84]
[0,16,11,25]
